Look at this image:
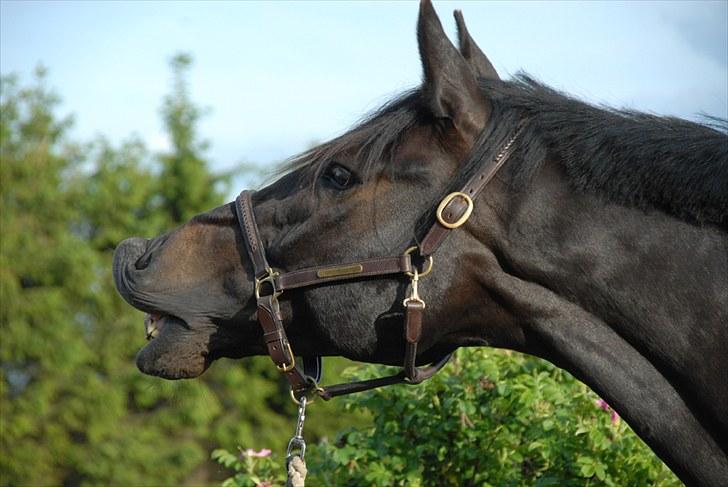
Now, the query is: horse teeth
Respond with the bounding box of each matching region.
[146,325,158,340]
[144,314,160,340]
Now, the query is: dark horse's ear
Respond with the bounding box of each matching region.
[454,10,499,80]
[418,0,490,148]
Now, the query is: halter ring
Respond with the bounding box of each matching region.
[404,246,433,278]
[289,378,326,405]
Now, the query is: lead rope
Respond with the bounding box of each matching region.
[286,456,306,487]
[285,396,308,487]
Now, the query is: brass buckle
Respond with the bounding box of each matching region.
[276,341,296,373]
[404,246,433,278]
[255,267,282,299]
[436,192,473,229]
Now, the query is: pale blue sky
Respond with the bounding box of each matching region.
[2,1,727,185]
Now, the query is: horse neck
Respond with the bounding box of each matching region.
[452,157,728,484]
[493,158,727,386]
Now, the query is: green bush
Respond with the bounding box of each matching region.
[215,348,680,486]
[212,447,286,487]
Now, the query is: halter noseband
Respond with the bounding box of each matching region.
[234,126,522,401]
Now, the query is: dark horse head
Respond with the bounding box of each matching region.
[114,1,728,485]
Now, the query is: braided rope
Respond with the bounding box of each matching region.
[286,455,307,487]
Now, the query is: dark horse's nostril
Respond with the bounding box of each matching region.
[134,235,170,270]
[113,237,153,306]
[135,249,153,270]
[113,237,150,274]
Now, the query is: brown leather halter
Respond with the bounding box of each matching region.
[235,126,522,401]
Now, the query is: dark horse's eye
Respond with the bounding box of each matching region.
[322,162,357,190]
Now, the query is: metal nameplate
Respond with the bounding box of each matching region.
[316,264,364,278]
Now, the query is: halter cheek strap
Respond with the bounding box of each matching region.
[234,125,522,401]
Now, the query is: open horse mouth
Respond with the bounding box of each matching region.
[144,313,169,341]
[134,312,211,380]
[113,237,213,380]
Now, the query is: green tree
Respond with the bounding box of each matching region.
[158,53,225,223]
[0,67,212,485]
[0,68,105,486]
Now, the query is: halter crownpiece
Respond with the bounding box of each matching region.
[234,124,523,401]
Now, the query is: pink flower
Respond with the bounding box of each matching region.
[595,398,620,425]
[610,410,620,425]
[244,448,272,458]
[595,398,610,412]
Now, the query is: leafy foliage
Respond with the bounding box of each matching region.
[211,448,287,487]
[215,349,680,486]
[1,68,101,486]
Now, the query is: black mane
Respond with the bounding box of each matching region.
[485,74,728,228]
[283,74,728,228]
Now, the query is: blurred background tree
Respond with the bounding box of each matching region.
[0,53,358,487]
[1,66,100,486]
[158,53,224,223]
